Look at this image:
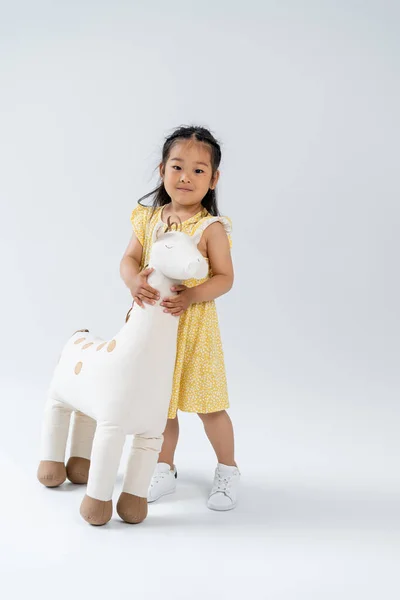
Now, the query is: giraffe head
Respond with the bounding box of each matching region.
[150,216,208,281]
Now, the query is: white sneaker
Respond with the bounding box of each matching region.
[207,463,240,511]
[147,462,177,503]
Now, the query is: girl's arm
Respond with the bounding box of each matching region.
[190,221,234,303]
[120,234,143,287]
[120,234,160,306]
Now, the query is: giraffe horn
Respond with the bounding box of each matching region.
[176,216,182,232]
[166,215,182,232]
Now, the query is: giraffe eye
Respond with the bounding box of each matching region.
[165,244,173,249]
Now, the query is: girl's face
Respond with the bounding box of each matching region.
[160,140,219,207]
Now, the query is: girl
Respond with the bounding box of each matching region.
[120,125,240,511]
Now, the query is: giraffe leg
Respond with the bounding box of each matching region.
[66,411,96,484]
[117,433,163,524]
[80,422,125,526]
[37,397,73,488]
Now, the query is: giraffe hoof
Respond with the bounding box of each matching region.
[66,457,90,484]
[117,492,148,524]
[80,494,112,526]
[37,460,67,487]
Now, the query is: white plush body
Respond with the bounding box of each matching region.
[49,284,178,436]
[39,216,225,504]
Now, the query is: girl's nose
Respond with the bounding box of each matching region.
[180,173,190,183]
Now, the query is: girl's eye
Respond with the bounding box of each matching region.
[171,165,204,174]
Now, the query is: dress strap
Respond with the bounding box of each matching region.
[192,216,232,245]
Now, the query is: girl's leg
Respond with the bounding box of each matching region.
[197,410,237,467]
[157,416,179,469]
[198,410,240,511]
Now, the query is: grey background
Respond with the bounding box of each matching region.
[0,1,399,598]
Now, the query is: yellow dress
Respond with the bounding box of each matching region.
[130,203,232,419]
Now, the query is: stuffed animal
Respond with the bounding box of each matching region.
[36,215,225,526]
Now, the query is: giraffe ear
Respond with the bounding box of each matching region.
[152,220,166,243]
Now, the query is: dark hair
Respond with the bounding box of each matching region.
[138,125,222,216]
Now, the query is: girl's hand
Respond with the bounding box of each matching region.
[130,267,160,308]
[161,285,193,317]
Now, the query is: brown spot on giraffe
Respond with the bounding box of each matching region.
[74,338,86,345]
[107,340,117,353]
[97,342,107,351]
[82,342,94,350]
[74,362,83,375]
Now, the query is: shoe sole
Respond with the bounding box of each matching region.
[207,501,237,511]
[147,488,177,503]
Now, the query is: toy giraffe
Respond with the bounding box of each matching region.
[37,214,228,526]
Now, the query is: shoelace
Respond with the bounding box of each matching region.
[212,471,234,495]
[150,472,169,488]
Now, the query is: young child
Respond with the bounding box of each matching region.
[120,125,240,511]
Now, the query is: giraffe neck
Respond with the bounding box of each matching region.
[147,266,180,301]
[113,267,181,346]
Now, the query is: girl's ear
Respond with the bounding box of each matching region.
[159,162,164,179]
[152,220,166,244]
[210,169,220,190]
